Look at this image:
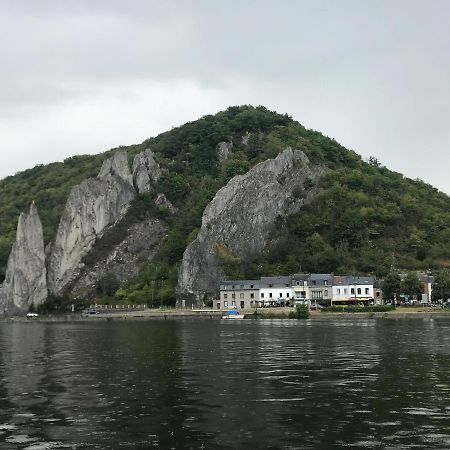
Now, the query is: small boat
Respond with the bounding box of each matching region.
[222,309,245,320]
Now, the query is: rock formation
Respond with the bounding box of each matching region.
[47,151,136,295]
[98,150,133,185]
[155,193,176,214]
[0,203,47,315]
[69,218,167,299]
[132,149,162,193]
[177,148,327,306]
[217,142,233,164]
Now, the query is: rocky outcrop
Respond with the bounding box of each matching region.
[98,150,133,185]
[0,203,47,315]
[177,148,327,306]
[132,149,162,193]
[69,218,167,299]
[47,151,136,295]
[217,142,233,164]
[155,193,176,214]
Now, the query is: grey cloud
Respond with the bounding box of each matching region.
[0,0,449,193]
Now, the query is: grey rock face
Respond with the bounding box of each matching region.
[47,151,136,295]
[69,218,167,299]
[241,132,251,146]
[132,149,162,193]
[217,142,233,164]
[177,148,326,306]
[0,203,47,315]
[98,150,133,185]
[155,193,176,214]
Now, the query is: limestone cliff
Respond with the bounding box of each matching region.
[69,218,167,299]
[47,151,136,295]
[132,149,162,193]
[0,203,47,315]
[177,148,326,306]
[217,142,233,164]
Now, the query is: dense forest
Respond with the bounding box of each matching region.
[1,106,449,305]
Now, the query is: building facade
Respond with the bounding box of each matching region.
[292,273,333,305]
[259,276,293,307]
[331,276,375,305]
[218,274,380,309]
[217,280,259,310]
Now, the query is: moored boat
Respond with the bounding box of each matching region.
[222,309,245,319]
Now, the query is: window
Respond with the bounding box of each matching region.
[261,293,265,298]
[287,293,290,298]
[324,290,328,297]
[240,285,244,289]
[232,285,235,289]
[232,293,235,299]
[269,293,273,298]
[286,284,290,287]
[313,280,316,286]
[296,281,300,286]
[240,293,244,299]
[279,293,283,298]
[250,293,254,299]
[351,288,355,295]
[344,288,348,294]
[337,288,341,294]
[365,288,369,295]
[376,291,380,297]
[232,300,236,306]
[250,285,254,288]
[357,288,361,295]
[324,280,328,285]
[224,301,228,307]
[224,293,228,299]
[269,284,273,287]
[217,303,220,309]
[312,291,322,299]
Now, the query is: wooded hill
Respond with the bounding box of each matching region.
[1,106,449,305]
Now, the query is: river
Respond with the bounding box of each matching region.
[1,318,450,449]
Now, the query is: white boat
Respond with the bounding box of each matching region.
[222,310,245,320]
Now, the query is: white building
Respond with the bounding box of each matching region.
[332,276,374,305]
[259,276,292,306]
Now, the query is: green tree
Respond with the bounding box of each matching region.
[402,272,423,299]
[432,270,450,302]
[97,272,120,298]
[289,304,310,319]
[383,272,402,303]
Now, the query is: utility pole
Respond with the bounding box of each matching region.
[151,281,154,308]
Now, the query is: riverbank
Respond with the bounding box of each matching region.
[2,306,450,322]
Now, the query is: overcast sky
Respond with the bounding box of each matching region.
[0,0,449,194]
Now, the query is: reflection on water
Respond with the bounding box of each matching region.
[1,318,450,449]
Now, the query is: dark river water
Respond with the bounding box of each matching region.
[1,318,450,449]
